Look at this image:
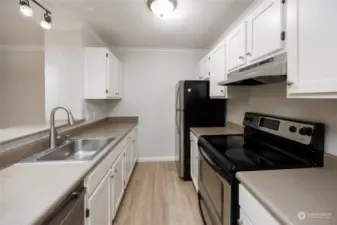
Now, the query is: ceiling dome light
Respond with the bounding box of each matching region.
[40,12,52,30]
[19,0,33,17]
[148,0,177,18]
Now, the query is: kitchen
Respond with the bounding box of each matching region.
[0,0,337,225]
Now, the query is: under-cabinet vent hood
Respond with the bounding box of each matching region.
[219,53,287,86]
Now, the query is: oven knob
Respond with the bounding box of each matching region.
[289,126,297,133]
[299,127,313,136]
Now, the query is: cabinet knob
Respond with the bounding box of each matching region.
[115,169,118,173]
[208,57,210,60]
[287,81,294,86]
[239,56,244,60]
[220,89,224,93]
[237,219,243,225]
[208,72,210,75]
[246,52,252,56]
[110,175,115,179]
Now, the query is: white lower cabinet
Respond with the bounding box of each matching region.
[87,172,111,225]
[113,154,124,213]
[239,184,280,225]
[85,127,138,224]
[190,132,199,191]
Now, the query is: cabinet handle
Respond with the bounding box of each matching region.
[208,56,210,60]
[208,72,210,75]
[246,52,252,56]
[106,89,108,94]
[239,56,244,60]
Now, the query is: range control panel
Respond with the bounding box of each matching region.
[243,113,316,145]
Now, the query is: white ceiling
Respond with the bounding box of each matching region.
[0,0,44,46]
[56,0,254,49]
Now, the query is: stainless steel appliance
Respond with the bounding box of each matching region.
[218,53,287,86]
[175,80,226,180]
[40,182,85,225]
[198,112,325,225]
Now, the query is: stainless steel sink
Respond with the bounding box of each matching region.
[22,138,115,162]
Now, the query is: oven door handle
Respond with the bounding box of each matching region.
[199,147,218,169]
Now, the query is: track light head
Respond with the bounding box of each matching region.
[19,0,33,17]
[40,12,52,30]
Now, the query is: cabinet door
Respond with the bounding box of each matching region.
[87,172,111,225]
[113,59,123,98]
[123,144,132,184]
[247,0,285,63]
[118,61,123,98]
[84,48,109,99]
[110,171,115,221]
[209,42,227,98]
[106,52,115,98]
[114,154,124,212]
[239,209,254,225]
[287,0,337,97]
[190,132,199,191]
[226,23,247,72]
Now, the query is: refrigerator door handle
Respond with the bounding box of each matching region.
[175,85,180,110]
[176,110,180,134]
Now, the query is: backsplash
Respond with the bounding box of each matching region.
[228,82,337,156]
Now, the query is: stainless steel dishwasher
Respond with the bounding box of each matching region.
[40,182,85,225]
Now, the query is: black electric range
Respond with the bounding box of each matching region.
[197,112,325,225]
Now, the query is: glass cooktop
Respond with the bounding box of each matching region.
[199,135,308,174]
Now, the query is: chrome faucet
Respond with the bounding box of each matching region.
[49,106,75,149]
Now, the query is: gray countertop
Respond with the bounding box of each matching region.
[190,122,244,137]
[0,119,138,225]
[236,154,337,225]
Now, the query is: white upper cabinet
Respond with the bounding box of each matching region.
[197,57,210,80]
[208,42,227,98]
[246,0,285,63]
[226,23,247,72]
[85,47,123,99]
[287,0,337,97]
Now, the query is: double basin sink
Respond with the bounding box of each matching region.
[22,138,115,162]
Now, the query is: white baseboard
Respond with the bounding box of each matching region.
[137,156,176,163]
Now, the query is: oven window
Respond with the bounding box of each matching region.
[199,150,223,220]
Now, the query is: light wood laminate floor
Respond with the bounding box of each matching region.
[113,162,204,225]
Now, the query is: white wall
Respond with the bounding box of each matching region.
[0,49,45,128]
[44,27,109,120]
[108,48,205,160]
[228,83,337,156]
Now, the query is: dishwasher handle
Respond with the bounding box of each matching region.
[43,186,86,225]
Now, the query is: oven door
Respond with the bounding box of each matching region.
[198,146,231,225]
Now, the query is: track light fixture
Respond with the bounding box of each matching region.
[18,0,53,30]
[19,0,33,17]
[40,12,52,30]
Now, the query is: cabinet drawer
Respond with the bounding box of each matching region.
[239,184,280,225]
[86,142,124,197]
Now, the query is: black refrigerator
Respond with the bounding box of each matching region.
[175,80,226,180]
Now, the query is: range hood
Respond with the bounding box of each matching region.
[219,52,287,86]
